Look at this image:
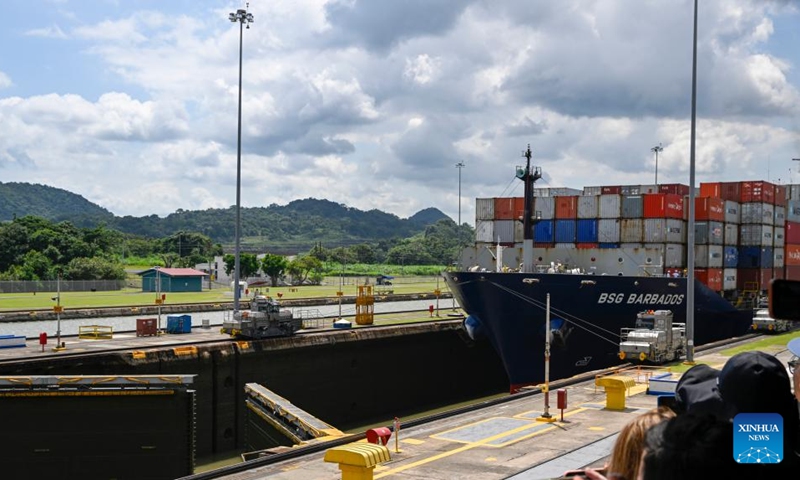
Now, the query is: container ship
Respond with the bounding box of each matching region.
[444,161,800,392]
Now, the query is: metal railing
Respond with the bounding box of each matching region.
[0,279,126,293]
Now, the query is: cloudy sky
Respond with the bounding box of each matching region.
[1,0,800,224]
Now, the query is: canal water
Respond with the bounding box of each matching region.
[0,298,461,339]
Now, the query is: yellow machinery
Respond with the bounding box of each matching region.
[355,285,374,325]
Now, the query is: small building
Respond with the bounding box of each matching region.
[139,268,208,293]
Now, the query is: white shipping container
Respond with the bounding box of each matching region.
[639,184,658,194]
[739,224,773,246]
[534,187,582,197]
[775,248,785,268]
[494,220,515,243]
[774,227,785,247]
[533,197,555,219]
[620,243,644,249]
[724,223,739,245]
[787,200,800,223]
[723,269,737,291]
[724,201,740,224]
[665,243,685,267]
[643,219,685,243]
[620,219,644,242]
[789,185,800,201]
[475,198,495,221]
[514,220,525,243]
[554,243,577,249]
[740,202,774,225]
[583,186,602,196]
[599,194,622,219]
[476,220,495,243]
[597,219,621,242]
[695,245,723,268]
[774,206,786,225]
[577,195,599,219]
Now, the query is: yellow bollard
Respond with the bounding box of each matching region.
[324,443,391,480]
[595,375,636,410]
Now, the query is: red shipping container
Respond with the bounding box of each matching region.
[775,185,787,207]
[576,243,599,249]
[773,268,784,280]
[643,193,684,219]
[737,268,759,291]
[786,265,800,281]
[699,182,720,198]
[786,222,800,244]
[692,197,725,221]
[554,196,578,218]
[695,268,723,291]
[658,184,690,196]
[719,182,742,202]
[601,186,621,194]
[786,244,800,266]
[494,197,516,219]
[740,181,776,204]
[513,197,526,220]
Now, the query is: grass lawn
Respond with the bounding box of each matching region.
[0,279,451,311]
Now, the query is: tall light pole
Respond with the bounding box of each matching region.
[229,4,254,313]
[455,162,465,225]
[686,0,699,364]
[651,144,663,186]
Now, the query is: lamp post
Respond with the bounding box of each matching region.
[155,266,162,334]
[455,162,465,225]
[53,274,64,351]
[686,0,698,364]
[651,144,663,186]
[229,5,254,313]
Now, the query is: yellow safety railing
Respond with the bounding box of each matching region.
[78,325,113,340]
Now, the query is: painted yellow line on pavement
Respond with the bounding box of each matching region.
[375,421,558,479]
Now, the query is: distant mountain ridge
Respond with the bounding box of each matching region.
[0,182,451,252]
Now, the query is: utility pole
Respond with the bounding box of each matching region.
[455,162,465,225]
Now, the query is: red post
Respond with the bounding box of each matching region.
[39,332,47,352]
[428,305,434,317]
[557,389,568,422]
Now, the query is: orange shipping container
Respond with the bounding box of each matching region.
[692,197,725,221]
[513,197,526,221]
[643,193,683,219]
[699,182,720,198]
[695,268,723,291]
[786,245,800,266]
[494,197,517,220]
[554,196,578,218]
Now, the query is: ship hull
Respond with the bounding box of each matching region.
[443,271,752,392]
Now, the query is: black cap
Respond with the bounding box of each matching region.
[716,351,793,415]
[674,364,724,415]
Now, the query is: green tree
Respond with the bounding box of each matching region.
[287,255,323,285]
[261,253,289,287]
[63,257,126,280]
[223,253,261,278]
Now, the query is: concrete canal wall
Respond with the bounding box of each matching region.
[0,322,506,458]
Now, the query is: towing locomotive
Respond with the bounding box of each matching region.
[221,295,303,339]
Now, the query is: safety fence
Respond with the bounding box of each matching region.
[0,280,126,294]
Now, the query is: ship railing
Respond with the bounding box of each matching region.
[594,365,673,394]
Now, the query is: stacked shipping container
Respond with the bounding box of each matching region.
[474,180,799,293]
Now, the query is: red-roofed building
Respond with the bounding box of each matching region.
[139,268,208,292]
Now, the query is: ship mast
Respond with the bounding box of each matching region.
[520,145,542,273]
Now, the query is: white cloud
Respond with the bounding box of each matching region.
[24,24,68,39]
[1,0,799,223]
[0,71,11,89]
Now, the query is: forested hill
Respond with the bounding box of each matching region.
[0,183,451,252]
[0,182,115,223]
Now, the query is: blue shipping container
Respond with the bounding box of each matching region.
[737,247,773,268]
[723,246,738,268]
[576,219,599,242]
[555,220,577,243]
[599,243,620,249]
[534,220,554,243]
[166,314,192,334]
